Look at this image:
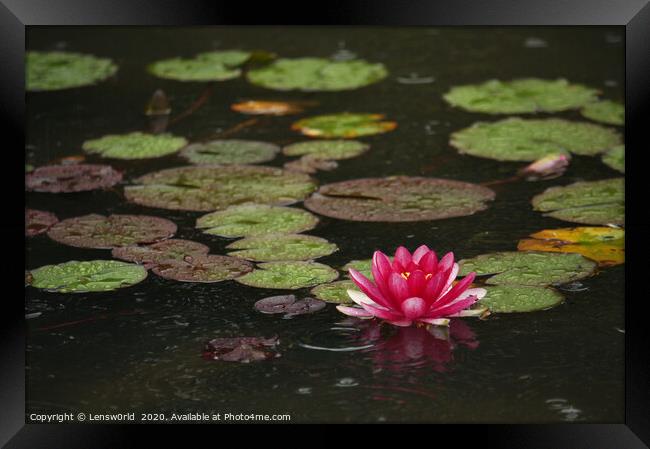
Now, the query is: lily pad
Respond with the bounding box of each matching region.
[226,234,338,261]
[304,176,495,222]
[581,100,624,125]
[148,50,251,82]
[518,227,624,267]
[196,204,318,238]
[82,132,188,160]
[481,285,564,313]
[292,113,397,138]
[284,155,339,174]
[151,255,253,283]
[231,100,307,115]
[125,165,317,212]
[443,78,599,114]
[310,280,358,304]
[203,335,280,362]
[26,51,117,91]
[450,118,622,162]
[283,140,369,160]
[26,209,59,237]
[458,251,597,286]
[47,214,177,249]
[531,178,624,225]
[111,239,210,268]
[27,260,147,293]
[247,57,387,91]
[180,139,279,165]
[235,261,338,290]
[342,259,373,279]
[25,164,123,193]
[254,295,326,317]
[602,145,625,173]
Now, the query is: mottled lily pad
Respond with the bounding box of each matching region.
[111,239,210,268]
[226,234,338,261]
[602,145,625,173]
[342,259,373,279]
[235,261,338,290]
[292,113,397,138]
[180,139,279,165]
[581,100,624,125]
[148,50,251,82]
[47,214,176,249]
[458,251,597,286]
[27,260,147,293]
[203,335,279,362]
[450,118,622,161]
[27,51,117,91]
[82,132,188,160]
[125,165,317,212]
[518,227,624,267]
[231,100,307,115]
[310,280,358,304]
[254,295,326,317]
[26,209,59,237]
[304,176,495,222]
[283,140,369,160]
[443,78,599,114]
[481,285,564,313]
[196,204,318,238]
[531,178,624,225]
[284,155,339,174]
[25,164,123,193]
[151,255,253,283]
[247,57,387,91]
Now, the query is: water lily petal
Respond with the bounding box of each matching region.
[412,245,431,263]
[388,272,410,302]
[429,295,479,318]
[385,319,413,327]
[456,287,487,301]
[439,252,454,272]
[434,272,476,309]
[373,250,393,279]
[359,301,404,321]
[395,246,412,267]
[440,263,460,296]
[336,305,373,318]
[423,270,447,303]
[407,269,427,297]
[418,317,450,326]
[418,250,438,274]
[401,296,428,319]
[449,307,487,317]
[347,289,380,307]
[348,268,393,308]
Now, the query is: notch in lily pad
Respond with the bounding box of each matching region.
[180,139,280,165]
[148,50,252,82]
[292,113,397,138]
[83,132,188,160]
[235,261,339,290]
[27,51,118,91]
[226,234,338,262]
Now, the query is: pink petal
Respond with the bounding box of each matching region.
[407,269,427,297]
[348,269,393,309]
[388,272,410,302]
[336,305,373,318]
[435,272,476,308]
[429,295,479,319]
[455,287,487,301]
[373,251,393,280]
[418,317,450,326]
[394,246,412,268]
[359,301,403,321]
[440,263,460,296]
[418,250,438,274]
[438,252,455,272]
[423,270,447,302]
[385,319,413,327]
[412,245,430,263]
[401,297,427,319]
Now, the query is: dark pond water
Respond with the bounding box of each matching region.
[26,27,624,423]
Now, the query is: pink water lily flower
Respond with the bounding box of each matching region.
[337,245,486,327]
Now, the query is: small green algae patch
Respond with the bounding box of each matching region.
[226,234,338,262]
[27,260,147,293]
[450,118,622,162]
[481,285,564,313]
[148,50,251,82]
[581,100,624,125]
[283,140,369,160]
[292,113,397,138]
[235,261,339,290]
[196,204,319,238]
[180,139,280,165]
[310,280,359,304]
[27,51,117,91]
[602,145,625,173]
[443,78,599,114]
[82,132,188,160]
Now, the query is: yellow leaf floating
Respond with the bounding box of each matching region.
[517,227,624,267]
[231,100,309,116]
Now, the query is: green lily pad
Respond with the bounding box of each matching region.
[310,280,358,304]
[226,234,338,261]
[532,178,624,225]
[235,261,338,290]
[246,57,387,91]
[111,239,210,267]
[125,165,317,212]
[481,285,564,313]
[82,132,188,160]
[443,78,599,114]
[196,204,319,238]
[342,259,373,279]
[47,214,177,249]
[450,118,622,161]
[180,139,279,165]
[283,140,369,160]
[304,176,495,222]
[292,113,397,138]
[602,145,625,173]
[581,100,624,125]
[151,255,253,283]
[148,50,251,82]
[26,51,118,91]
[458,251,597,286]
[27,260,147,293]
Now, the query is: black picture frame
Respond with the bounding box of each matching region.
[3,0,649,446]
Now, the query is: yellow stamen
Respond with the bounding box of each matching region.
[401,272,410,280]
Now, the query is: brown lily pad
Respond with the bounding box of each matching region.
[304,176,495,222]
[25,164,122,193]
[26,209,59,237]
[47,214,177,249]
[202,335,280,362]
[111,239,210,268]
[254,294,326,317]
[151,254,253,283]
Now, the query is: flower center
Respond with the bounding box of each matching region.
[401,272,434,280]
[400,272,410,280]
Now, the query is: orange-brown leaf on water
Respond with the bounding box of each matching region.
[231,100,313,116]
[517,227,624,267]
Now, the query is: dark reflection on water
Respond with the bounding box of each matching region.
[26,26,624,423]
